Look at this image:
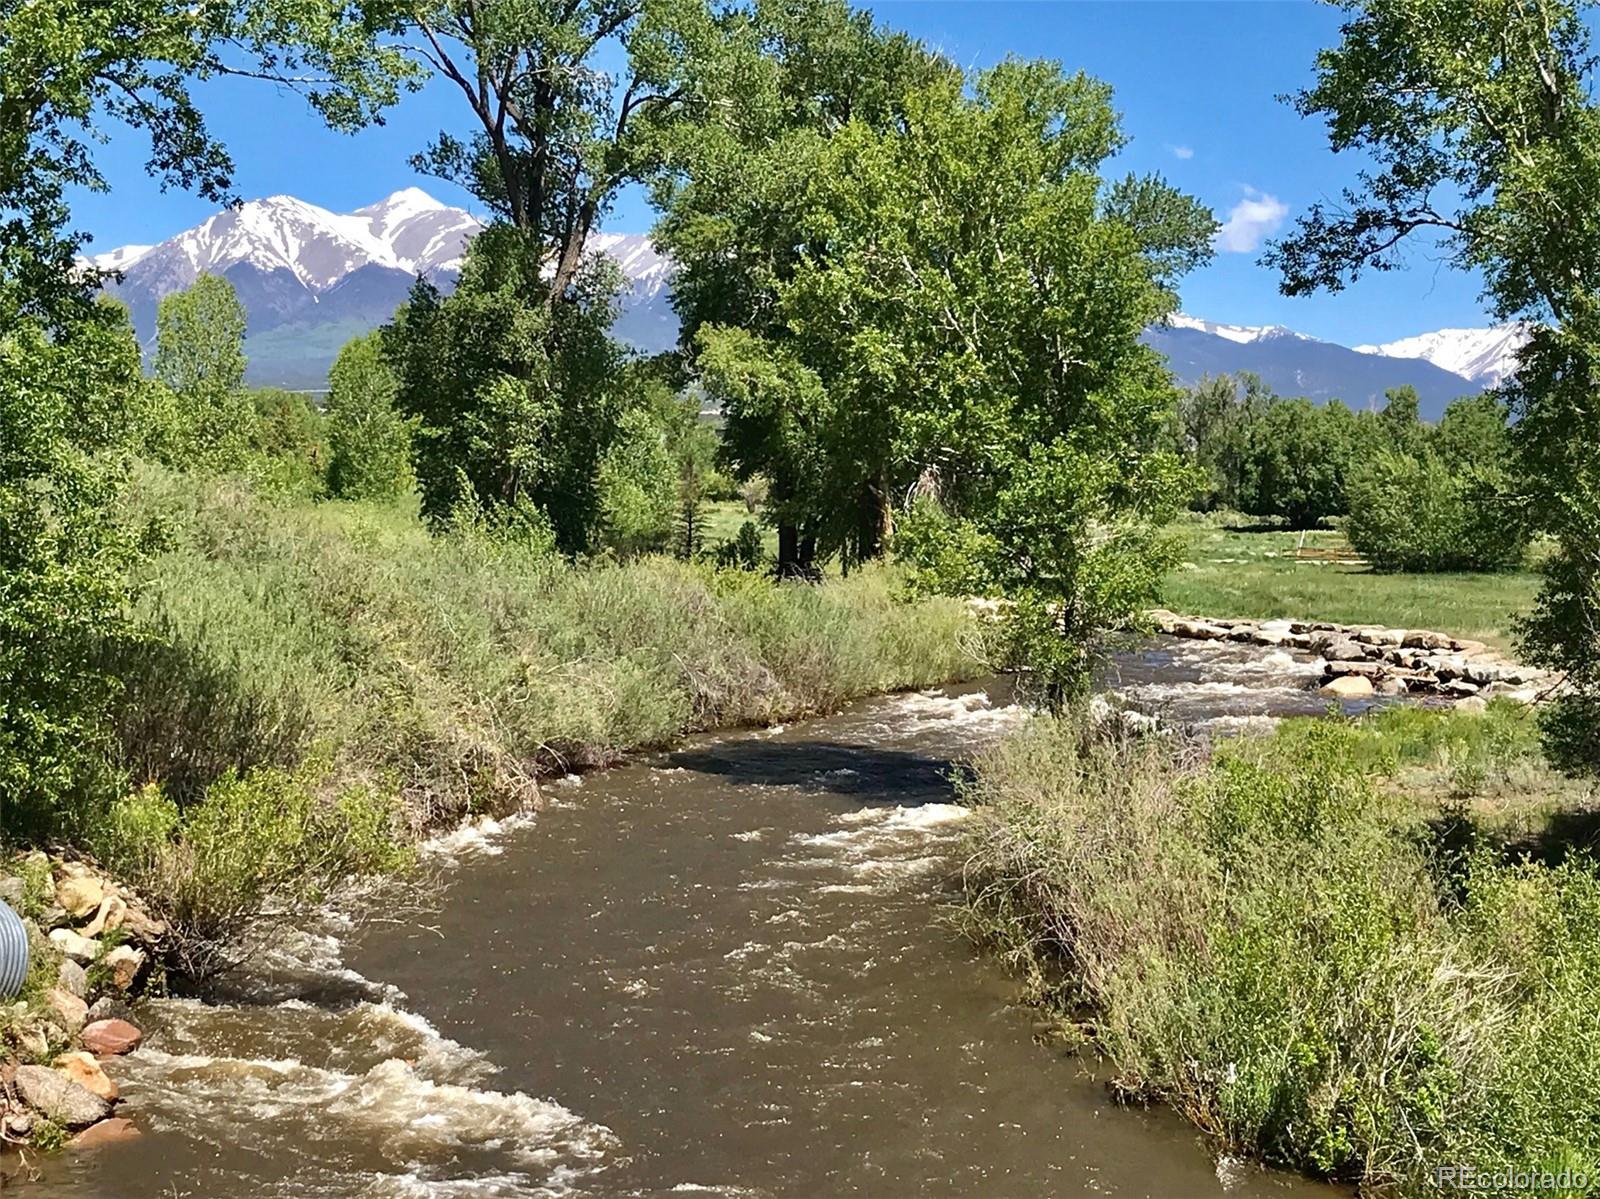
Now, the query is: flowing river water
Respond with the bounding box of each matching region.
[25,638,1369,1198]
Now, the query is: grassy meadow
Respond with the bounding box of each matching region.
[1161,514,1542,649]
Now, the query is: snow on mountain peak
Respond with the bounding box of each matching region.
[1353,324,1530,387]
[1167,313,1317,346]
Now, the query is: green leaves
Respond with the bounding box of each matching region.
[0,317,139,839]
[326,332,415,503]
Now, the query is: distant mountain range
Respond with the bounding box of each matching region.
[85,189,1526,410]
[1150,315,1526,419]
[88,190,674,388]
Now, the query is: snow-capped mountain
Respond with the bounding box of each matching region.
[1354,325,1529,389]
[87,189,676,386]
[1166,313,1320,346]
[84,188,1519,403]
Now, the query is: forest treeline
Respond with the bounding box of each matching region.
[1171,374,1529,571]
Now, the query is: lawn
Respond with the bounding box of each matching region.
[1160,515,1542,651]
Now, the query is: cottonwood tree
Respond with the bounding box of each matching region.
[386,0,721,543]
[1265,0,1600,771]
[326,332,415,501]
[688,53,1215,696]
[154,274,260,472]
[387,226,626,547]
[650,0,953,575]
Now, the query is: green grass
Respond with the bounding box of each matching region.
[701,498,775,555]
[1160,515,1541,650]
[962,705,1600,1195]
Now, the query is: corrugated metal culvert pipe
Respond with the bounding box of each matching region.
[0,898,29,998]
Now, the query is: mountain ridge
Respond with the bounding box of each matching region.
[86,188,1520,403]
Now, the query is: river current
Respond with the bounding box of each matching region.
[25,637,1360,1198]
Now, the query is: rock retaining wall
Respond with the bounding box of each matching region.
[1,855,161,1153]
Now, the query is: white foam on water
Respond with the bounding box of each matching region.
[123,1048,615,1182]
[784,802,973,893]
[420,812,537,862]
[885,689,1029,735]
[363,1170,571,1198]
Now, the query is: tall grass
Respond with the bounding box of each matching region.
[111,465,984,825]
[962,706,1600,1195]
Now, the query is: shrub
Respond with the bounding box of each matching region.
[1346,449,1528,573]
[596,404,678,557]
[98,762,410,980]
[963,709,1600,1192]
[713,520,768,571]
[248,387,328,497]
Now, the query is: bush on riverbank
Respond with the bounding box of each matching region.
[29,467,984,974]
[961,704,1600,1194]
[1346,449,1529,573]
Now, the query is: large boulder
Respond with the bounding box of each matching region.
[14,1064,111,1128]
[1320,675,1376,699]
[57,958,88,999]
[79,895,126,938]
[1171,619,1229,640]
[46,985,87,1034]
[1310,634,1369,662]
[54,877,104,920]
[71,1116,141,1148]
[80,1018,142,1056]
[1403,630,1454,650]
[1326,660,1386,678]
[48,928,100,965]
[101,946,145,992]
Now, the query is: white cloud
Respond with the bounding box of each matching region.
[1214,187,1289,253]
[1169,144,1194,160]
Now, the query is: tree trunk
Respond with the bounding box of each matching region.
[777,524,802,578]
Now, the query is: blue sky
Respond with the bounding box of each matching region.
[67,1,1493,346]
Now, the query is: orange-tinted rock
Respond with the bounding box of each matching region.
[52,1052,118,1102]
[80,1018,141,1056]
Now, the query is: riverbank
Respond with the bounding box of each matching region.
[961,701,1600,1195]
[2,469,990,1154]
[17,677,1334,1199]
[2,855,164,1154]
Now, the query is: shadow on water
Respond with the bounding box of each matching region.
[663,739,957,801]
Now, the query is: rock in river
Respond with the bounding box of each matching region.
[1320,675,1375,699]
[53,1051,120,1102]
[81,1017,142,1056]
[14,1064,111,1128]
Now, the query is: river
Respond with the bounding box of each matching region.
[25,637,1358,1198]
